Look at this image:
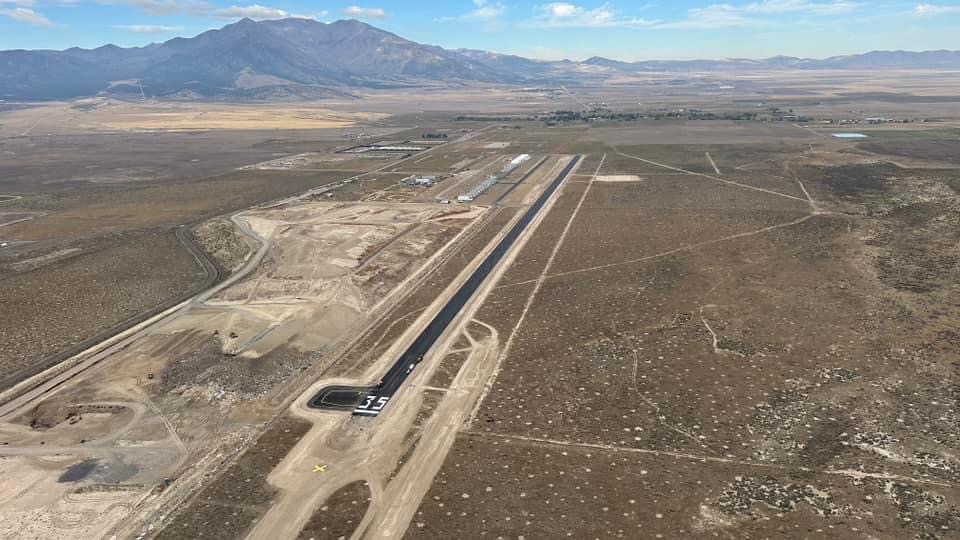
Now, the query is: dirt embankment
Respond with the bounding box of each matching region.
[192,217,254,275]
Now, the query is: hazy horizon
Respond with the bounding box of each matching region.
[2,1,959,61]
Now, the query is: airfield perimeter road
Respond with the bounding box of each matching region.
[312,155,583,417]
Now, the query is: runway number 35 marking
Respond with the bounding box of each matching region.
[358,395,390,412]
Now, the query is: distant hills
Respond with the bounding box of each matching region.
[582,50,960,72]
[2,17,960,101]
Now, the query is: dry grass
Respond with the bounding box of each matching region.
[0,100,388,134]
[94,106,374,131]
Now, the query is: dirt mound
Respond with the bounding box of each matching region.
[192,218,252,274]
[20,402,126,431]
[160,335,314,399]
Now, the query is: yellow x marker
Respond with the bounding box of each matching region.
[313,464,326,473]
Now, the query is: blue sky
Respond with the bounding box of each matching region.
[1,1,959,60]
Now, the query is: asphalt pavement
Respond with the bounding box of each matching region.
[307,155,582,416]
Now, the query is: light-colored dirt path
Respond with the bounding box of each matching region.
[785,161,821,213]
[369,325,500,538]
[537,213,817,282]
[705,152,721,174]
[617,151,808,203]
[497,148,836,288]
[468,431,952,488]
[792,122,829,139]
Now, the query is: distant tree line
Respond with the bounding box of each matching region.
[456,109,765,124]
[456,108,928,126]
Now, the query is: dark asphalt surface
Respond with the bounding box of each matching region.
[309,155,582,416]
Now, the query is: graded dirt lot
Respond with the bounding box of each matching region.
[0,167,364,386]
[0,112,456,392]
[167,201,476,360]
[0,173,489,540]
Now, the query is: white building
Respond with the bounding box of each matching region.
[510,154,531,167]
[457,154,533,203]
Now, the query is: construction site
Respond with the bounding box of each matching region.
[0,123,579,538]
[1,96,960,539]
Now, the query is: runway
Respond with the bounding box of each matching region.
[308,155,582,416]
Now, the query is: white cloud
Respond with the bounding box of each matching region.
[112,23,184,32]
[528,2,658,28]
[437,0,506,22]
[212,4,318,20]
[740,0,863,15]
[524,2,861,31]
[656,0,863,29]
[101,0,210,17]
[0,6,54,25]
[342,5,387,20]
[547,2,577,18]
[656,4,760,29]
[913,3,960,16]
[467,0,505,20]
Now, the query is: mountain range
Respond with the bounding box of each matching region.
[2,17,960,101]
